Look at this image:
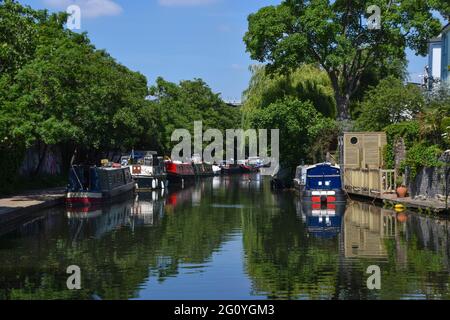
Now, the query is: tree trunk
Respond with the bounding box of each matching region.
[328,72,351,121]
[335,94,351,121]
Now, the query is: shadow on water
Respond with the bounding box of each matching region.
[0,175,450,300]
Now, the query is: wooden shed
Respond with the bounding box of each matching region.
[341,132,395,198]
[343,132,387,169]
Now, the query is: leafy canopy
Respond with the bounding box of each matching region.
[244,0,443,120]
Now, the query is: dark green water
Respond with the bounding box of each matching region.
[1,175,450,300]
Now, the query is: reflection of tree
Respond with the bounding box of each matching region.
[0,179,243,300]
[242,191,340,299]
[3,178,450,300]
[341,202,450,299]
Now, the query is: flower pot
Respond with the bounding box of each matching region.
[396,186,407,198]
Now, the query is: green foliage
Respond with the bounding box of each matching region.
[244,0,442,120]
[0,1,241,193]
[383,121,420,169]
[248,98,337,169]
[150,77,241,153]
[355,77,424,131]
[401,143,442,179]
[242,64,337,119]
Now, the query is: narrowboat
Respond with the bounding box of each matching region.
[192,162,215,176]
[127,151,167,191]
[66,165,135,206]
[220,160,242,175]
[294,162,346,203]
[165,161,196,185]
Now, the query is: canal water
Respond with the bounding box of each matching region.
[1,174,450,300]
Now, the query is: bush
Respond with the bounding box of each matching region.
[401,143,442,179]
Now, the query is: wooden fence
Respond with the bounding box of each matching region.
[343,168,396,197]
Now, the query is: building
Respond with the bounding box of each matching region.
[426,23,450,88]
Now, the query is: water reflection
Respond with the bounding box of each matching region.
[1,176,450,299]
[297,201,345,239]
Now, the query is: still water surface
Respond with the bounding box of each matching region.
[1,175,450,300]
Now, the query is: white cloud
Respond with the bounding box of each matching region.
[158,0,218,7]
[43,0,123,18]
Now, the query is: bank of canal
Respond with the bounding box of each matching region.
[1,175,450,300]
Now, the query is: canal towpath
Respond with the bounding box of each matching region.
[0,187,65,224]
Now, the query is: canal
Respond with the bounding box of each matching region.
[1,174,450,300]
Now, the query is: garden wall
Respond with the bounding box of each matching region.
[407,166,450,201]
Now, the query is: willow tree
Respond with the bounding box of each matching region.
[244,0,443,121]
[242,64,337,119]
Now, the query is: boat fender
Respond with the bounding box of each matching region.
[152,179,157,189]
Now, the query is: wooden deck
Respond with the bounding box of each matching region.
[344,168,448,213]
[346,188,448,213]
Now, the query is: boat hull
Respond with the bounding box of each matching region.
[66,181,135,206]
[167,173,196,185]
[133,175,167,191]
[300,189,347,204]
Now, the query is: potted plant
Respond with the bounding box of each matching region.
[396,176,408,198]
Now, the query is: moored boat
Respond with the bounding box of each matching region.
[192,162,215,176]
[165,161,196,185]
[220,161,242,175]
[294,162,346,204]
[127,151,167,191]
[66,165,135,206]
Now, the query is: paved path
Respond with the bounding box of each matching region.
[0,187,66,217]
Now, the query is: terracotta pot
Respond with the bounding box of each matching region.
[397,213,408,223]
[396,186,407,198]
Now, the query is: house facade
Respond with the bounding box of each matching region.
[426,23,450,88]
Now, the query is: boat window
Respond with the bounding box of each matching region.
[350,137,358,145]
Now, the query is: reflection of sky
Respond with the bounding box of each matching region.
[133,231,262,300]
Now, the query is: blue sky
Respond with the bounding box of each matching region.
[21,0,430,101]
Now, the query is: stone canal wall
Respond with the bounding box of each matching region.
[407,166,450,202]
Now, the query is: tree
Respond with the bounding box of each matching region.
[244,0,442,121]
[355,76,425,131]
[150,77,241,153]
[248,98,337,170]
[242,64,337,119]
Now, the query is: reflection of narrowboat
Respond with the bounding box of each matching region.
[298,200,345,238]
[66,166,135,206]
[127,151,167,191]
[294,163,346,203]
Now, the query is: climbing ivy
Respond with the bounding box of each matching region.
[383,121,420,169]
[400,143,442,179]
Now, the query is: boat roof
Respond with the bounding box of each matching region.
[304,162,340,171]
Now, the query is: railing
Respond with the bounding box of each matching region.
[344,168,396,197]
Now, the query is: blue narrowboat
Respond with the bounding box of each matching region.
[294,162,346,203]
